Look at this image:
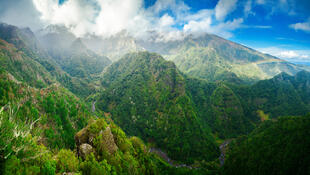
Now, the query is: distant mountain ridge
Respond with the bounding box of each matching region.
[35,25,310,83]
[1,22,310,174]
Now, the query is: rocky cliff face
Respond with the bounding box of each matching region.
[75,120,118,159]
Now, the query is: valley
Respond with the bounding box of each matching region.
[0,22,309,175]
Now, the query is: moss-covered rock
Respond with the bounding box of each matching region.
[79,143,94,160]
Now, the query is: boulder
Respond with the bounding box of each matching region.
[78,143,94,159]
[75,127,88,146]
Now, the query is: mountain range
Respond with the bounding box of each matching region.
[0,22,309,175]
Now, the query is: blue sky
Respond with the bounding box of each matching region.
[143,0,310,62]
[0,0,309,62]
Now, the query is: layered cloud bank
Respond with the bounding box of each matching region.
[0,0,309,62]
[0,0,309,39]
[29,0,246,39]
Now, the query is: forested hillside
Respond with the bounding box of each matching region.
[97,52,219,163]
[138,33,310,83]
[223,115,310,175]
[0,65,204,175]
[1,23,310,175]
[0,23,100,97]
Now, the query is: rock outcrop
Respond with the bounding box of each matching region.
[78,143,93,160]
[74,120,118,159]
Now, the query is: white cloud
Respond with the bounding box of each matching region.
[0,0,43,30]
[33,0,144,36]
[184,18,243,38]
[159,14,175,27]
[243,25,272,29]
[0,0,245,40]
[244,0,255,17]
[278,50,299,58]
[290,19,310,33]
[215,0,238,21]
[300,55,309,59]
[258,47,310,62]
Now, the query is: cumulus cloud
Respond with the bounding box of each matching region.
[278,50,299,58]
[0,0,246,40]
[244,0,255,17]
[289,19,310,33]
[258,47,310,62]
[215,0,238,21]
[184,18,243,38]
[0,0,43,30]
[33,0,144,36]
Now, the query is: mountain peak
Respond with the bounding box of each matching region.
[70,38,88,53]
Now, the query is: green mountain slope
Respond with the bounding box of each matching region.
[185,79,253,139]
[0,71,91,149]
[138,33,310,83]
[97,52,219,163]
[0,23,97,97]
[97,51,310,158]
[35,25,310,84]
[38,26,112,80]
[186,70,310,139]
[223,115,310,175]
[0,39,53,88]
[0,70,204,175]
[232,71,310,121]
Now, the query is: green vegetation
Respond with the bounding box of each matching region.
[157,34,310,83]
[98,52,219,163]
[45,38,111,81]
[0,71,92,149]
[97,51,310,163]
[1,23,310,174]
[223,115,310,175]
[0,68,207,174]
[0,23,100,97]
[231,71,310,121]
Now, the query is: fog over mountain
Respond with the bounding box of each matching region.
[1,0,309,63]
[0,0,259,41]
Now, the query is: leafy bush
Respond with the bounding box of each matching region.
[55,149,79,173]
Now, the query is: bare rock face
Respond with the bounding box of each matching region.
[99,126,118,155]
[79,143,93,159]
[75,127,88,146]
[75,121,118,159]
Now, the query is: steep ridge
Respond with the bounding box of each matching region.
[231,71,310,120]
[0,23,97,97]
[82,31,144,62]
[138,33,310,83]
[97,52,220,163]
[0,39,53,88]
[97,51,310,163]
[35,25,310,84]
[183,70,310,139]
[37,25,112,81]
[0,70,206,174]
[185,78,253,139]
